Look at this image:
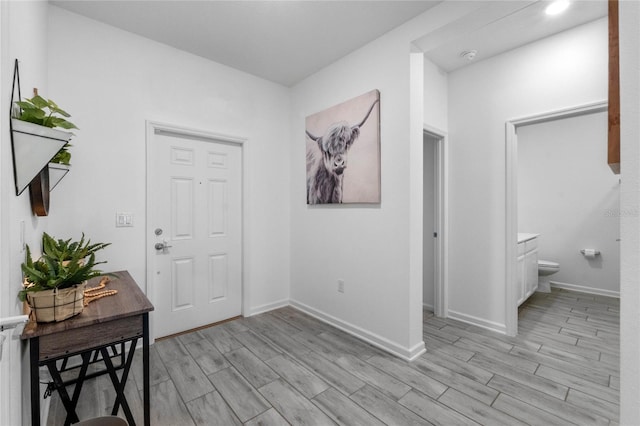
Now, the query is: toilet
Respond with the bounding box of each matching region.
[537,260,560,293]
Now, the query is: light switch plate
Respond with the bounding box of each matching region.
[116,212,133,227]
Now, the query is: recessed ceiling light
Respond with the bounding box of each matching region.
[545,0,570,16]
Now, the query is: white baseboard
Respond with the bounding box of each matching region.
[290,299,426,361]
[422,302,434,311]
[448,309,506,334]
[244,299,290,317]
[549,281,620,298]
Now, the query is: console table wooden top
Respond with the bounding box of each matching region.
[21,270,154,340]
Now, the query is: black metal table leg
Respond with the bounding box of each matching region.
[70,352,93,410]
[30,337,40,426]
[100,347,136,426]
[46,353,92,426]
[106,339,138,417]
[143,313,150,426]
[54,352,92,426]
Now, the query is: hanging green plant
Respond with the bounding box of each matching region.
[15,95,78,129]
[15,94,78,165]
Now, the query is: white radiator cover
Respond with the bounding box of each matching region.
[0,327,24,425]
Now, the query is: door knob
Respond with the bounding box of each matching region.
[155,240,172,251]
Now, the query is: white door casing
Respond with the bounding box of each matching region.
[423,126,448,319]
[505,101,607,336]
[147,122,244,338]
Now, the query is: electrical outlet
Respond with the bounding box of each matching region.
[337,279,345,293]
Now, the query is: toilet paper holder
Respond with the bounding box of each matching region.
[580,249,601,256]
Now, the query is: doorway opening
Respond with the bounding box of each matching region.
[423,128,448,318]
[505,101,610,336]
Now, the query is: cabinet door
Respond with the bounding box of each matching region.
[525,249,538,297]
[517,254,526,305]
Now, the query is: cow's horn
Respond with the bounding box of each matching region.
[353,99,380,129]
[306,130,320,141]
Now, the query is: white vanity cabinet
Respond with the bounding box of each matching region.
[517,234,539,306]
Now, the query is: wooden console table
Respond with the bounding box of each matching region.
[21,271,154,426]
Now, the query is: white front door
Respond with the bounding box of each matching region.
[149,127,242,338]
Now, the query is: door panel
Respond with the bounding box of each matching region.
[209,254,228,301]
[172,257,195,310]
[151,130,242,338]
[171,177,194,239]
[208,179,227,236]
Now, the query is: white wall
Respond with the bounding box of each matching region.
[289,2,482,359]
[518,111,619,295]
[45,7,291,317]
[1,1,52,425]
[290,39,418,357]
[2,1,50,312]
[447,18,608,329]
[619,0,640,422]
[423,58,448,131]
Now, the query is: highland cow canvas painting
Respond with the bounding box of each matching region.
[305,89,381,204]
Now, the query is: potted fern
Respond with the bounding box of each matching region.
[19,233,110,322]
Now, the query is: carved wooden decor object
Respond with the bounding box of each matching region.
[608,0,620,174]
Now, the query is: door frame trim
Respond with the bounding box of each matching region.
[423,125,448,318]
[504,100,607,336]
[145,121,248,341]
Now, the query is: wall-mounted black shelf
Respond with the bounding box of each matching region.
[9,59,72,216]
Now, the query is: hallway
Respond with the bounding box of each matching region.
[47,289,619,425]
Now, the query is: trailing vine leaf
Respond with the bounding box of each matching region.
[15,96,78,130]
[28,95,49,109]
[50,117,76,129]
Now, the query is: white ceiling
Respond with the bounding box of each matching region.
[417,0,608,72]
[50,0,441,86]
[50,0,608,87]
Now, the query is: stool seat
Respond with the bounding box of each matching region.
[75,416,128,426]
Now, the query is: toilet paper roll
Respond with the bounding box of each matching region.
[582,249,598,258]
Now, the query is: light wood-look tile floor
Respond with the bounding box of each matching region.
[47,288,619,425]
